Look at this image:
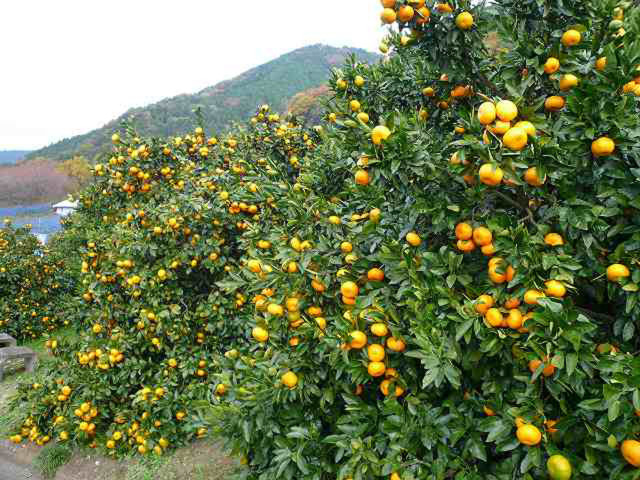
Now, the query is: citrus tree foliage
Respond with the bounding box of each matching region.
[0,221,73,340]
[8,110,320,454]
[209,0,640,479]
[8,0,640,478]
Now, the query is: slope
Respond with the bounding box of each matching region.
[27,45,378,163]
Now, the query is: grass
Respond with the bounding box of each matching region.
[0,326,79,437]
[33,443,73,478]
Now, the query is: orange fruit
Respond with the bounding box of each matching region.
[475,294,494,314]
[371,323,389,337]
[514,120,536,137]
[489,120,511,135]
[477,102,497,125]
[529,357,556,377]
[595,56,607,71]
[545,96,565,111]
[311,279,326,292]
[455,222,473,240]
[481,243,496,256]
[496,100,518,122]
[342,295,356,305]
[422,86,435,97]
[457,239,476,252]
[368,344,386,362]
[455,11,473,30]
[515,417,527,428]
[397,5,415,22]
[406,231,422,246]
[483,405,496,416]
[367,268,385,282]
[387,337,406,352]
[544,233,564,246]
[543,57,560,74]
[623,80,637,94]
[504,297,521,309]
[607,263,630,282]
[485,308,504,328]
[506,308,523,329]
[503,126,528,151]
[435,3,453,13]
[416,6,431,25]
[380,0,396,7]
[547,454,572,480]
[368,361,386,377]
[355,169,370,185]
[523,289,544,305]
[591,136,615,157]
[380,379,404,397]
[341,281,359,298]
[516,424,542,446]
[381,8,397,24]
[340,241,353,253]
[561,29,581,46]
[372,125,391,145]
[281,371,298,389]
[559,73,579,91]
[621,439,640,467]
[350,331,367,349]
[472,226,492,246]
[478,163,503,186]
[385,367,398,378]
[519,313,532,333]
[545,419,559,434]
[524,167,545,186]
[451,85,471,98]
[488,258,507,283]
[545,280,566,298]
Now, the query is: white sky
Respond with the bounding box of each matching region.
[0,0,383,150]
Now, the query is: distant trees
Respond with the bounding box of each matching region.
[56,156,91,190]
[0,156,90,206]
[287,85,330,124]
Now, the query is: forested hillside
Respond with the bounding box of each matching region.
[27,45,378,163]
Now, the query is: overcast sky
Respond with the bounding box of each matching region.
[0,0,383,151]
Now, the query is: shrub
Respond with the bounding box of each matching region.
[209,1,640,479]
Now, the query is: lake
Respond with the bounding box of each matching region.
[0,203,62,238]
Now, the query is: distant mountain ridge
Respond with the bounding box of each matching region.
[27,44,378,163]
[0,151,31,165]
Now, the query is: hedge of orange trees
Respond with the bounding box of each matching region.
[7,109,320,454]
[8,0,640,478]
[0,221,74,340]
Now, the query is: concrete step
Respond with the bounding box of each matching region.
[0,347,37,382]
[0,334,16,348]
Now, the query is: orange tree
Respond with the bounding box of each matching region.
[210,0,640,479]
[7,109,320,453]
[0,220,73,340]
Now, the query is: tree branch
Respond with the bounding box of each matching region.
[493,191,537,225]
[576,307,615,323]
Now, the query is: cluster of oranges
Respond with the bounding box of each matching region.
[378,1,473,33]
[346,309,407,397]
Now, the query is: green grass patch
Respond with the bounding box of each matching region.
[33,443,73,478]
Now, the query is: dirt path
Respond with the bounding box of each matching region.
[0,440,43,480]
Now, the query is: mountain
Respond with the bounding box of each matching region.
[0,151,31,165]
[27,45,378,163]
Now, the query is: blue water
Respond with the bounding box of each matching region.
[0,204,62,235]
